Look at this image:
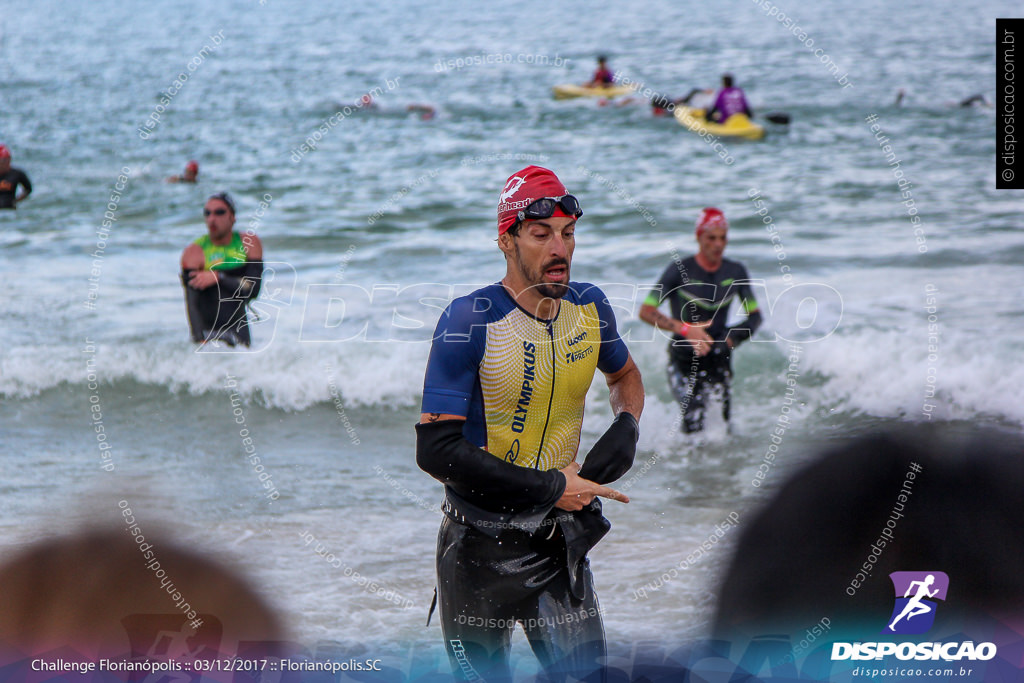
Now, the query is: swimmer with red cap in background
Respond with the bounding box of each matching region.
[0,145,33,209]
[417,165,644,681]
[406,103,436,120]
[357,92,435,119]
[639,208,762,433]
[167,160,199,183]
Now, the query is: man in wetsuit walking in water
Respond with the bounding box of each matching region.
[417,166,645,681]
[639,208,761,433]
[0,145,32,209]
[180,193,263,346]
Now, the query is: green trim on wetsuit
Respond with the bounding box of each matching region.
[194,233,247,271]
[645,256,760,341]
[646,281,747,312]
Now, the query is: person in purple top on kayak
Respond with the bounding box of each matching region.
[705,74,753,123]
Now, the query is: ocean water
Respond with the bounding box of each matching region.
[0,0,1019,678]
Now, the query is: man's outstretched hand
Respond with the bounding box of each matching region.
[555,462,630,511]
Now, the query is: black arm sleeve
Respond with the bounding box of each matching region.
[216,260,263,300]
[651,94,673,109]
[415,419,566,513]
[18,171,31,195]
[578,412,639,485]
[181,269,207,343]
[678,87,703,105]
[723,309,763,347]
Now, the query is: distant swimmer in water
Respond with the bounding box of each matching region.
[180,192,263,347]
[705,73,753,123]
[650,88,715,116]
[896,88,991,108]
[0,145,33,209]
[167,160,199,183]
[639,208,762,433]
[407,103,436,120]
[585,55,614,88]
[958,93,991,108]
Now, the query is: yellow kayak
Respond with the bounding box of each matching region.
[552,83,637,100]
[673,106,765,140]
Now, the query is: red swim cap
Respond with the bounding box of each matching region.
[497,166,570,235]
[0,145,10,159]
[186,160,199,173]
[696,207,728,235]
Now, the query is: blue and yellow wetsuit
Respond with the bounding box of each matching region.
[423,282,628,471]
[420,281,629,682]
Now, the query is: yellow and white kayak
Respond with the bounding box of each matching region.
[673,106,765,140]
[552,83,637,100]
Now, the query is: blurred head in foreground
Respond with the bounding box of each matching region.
[0,528,284,658]
[714,426,1024,640]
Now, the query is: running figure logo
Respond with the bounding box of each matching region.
[499,176,526,202]
[882,571,949,635]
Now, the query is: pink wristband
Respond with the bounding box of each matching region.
[679,322,690,336]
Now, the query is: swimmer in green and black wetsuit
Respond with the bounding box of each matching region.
[639,208,762,433]
[180,192,263,346]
